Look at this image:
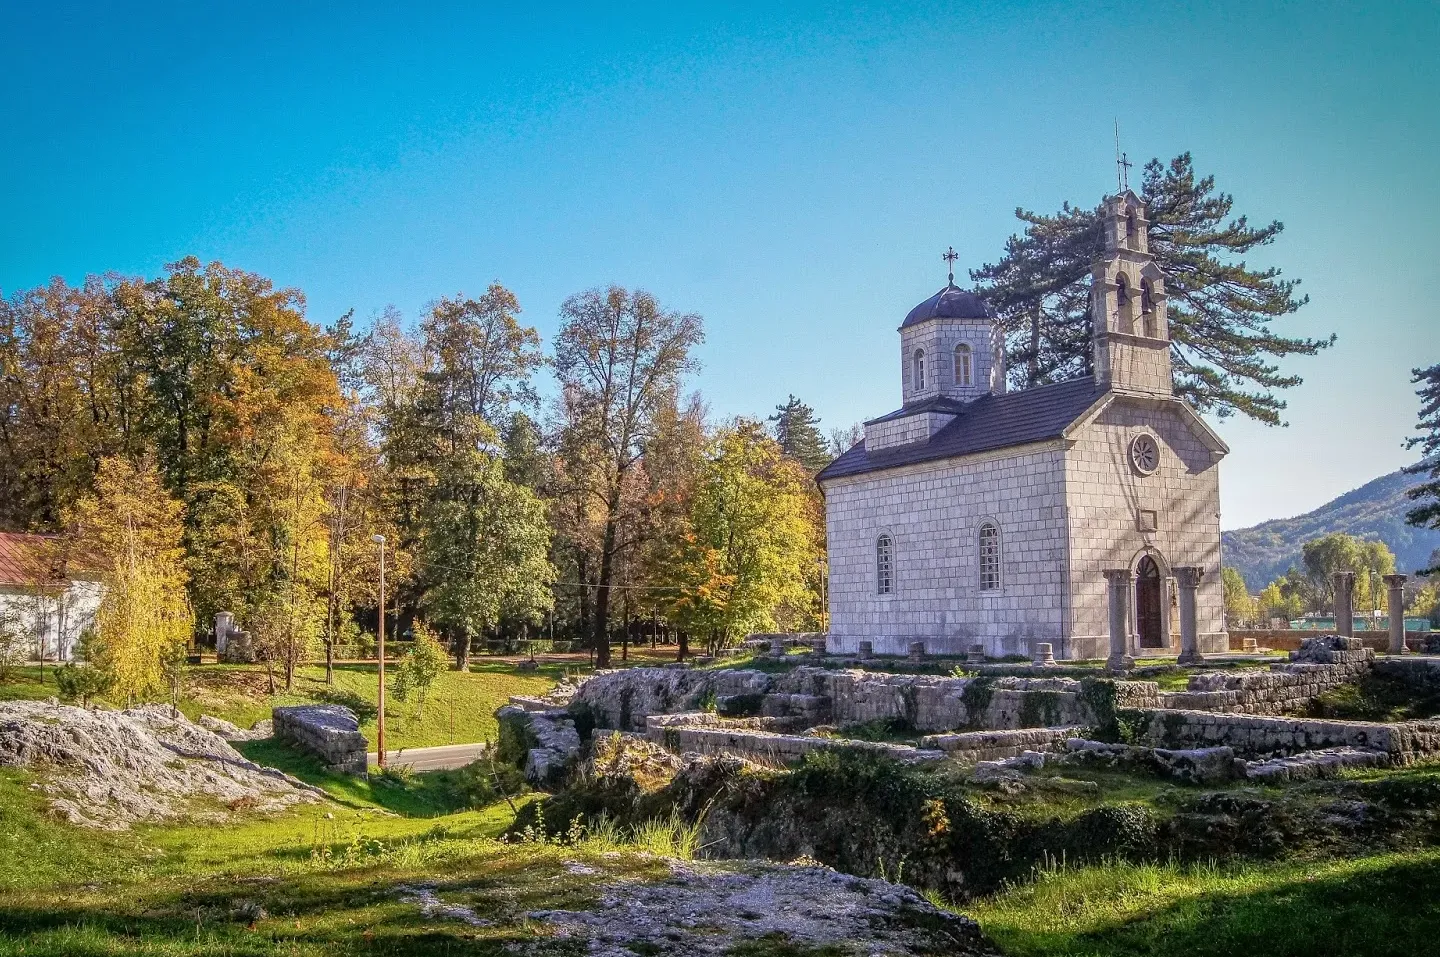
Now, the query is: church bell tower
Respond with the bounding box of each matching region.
[1091,191,1172,395]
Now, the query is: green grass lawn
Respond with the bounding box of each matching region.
[963,851,1440,957]
[2,659,564,751]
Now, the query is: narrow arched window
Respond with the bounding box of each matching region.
[1141,280,1157,337]
[954,343,972,387]
[978,522,1001,591]
[1126,209,1137,241]
[913,349,926,390]
[876,535,893,595]
[1115,273,1129,307]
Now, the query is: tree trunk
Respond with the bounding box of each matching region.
[677,629,688,662]
[455,631,471,671]
[592,511,619,668]
[1028,304,1041,388]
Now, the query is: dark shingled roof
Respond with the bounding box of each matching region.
[818,376,1107,482]
[900,283,993,328]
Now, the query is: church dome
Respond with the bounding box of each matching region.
[900,283,992,328]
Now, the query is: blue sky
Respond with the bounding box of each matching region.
[3,1,1437,528]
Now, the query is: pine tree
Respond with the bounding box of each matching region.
[768,395,832,472]
[973,153,1333,424]
[1404,362,1440,573]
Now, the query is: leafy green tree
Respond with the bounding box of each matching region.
[419,447,555,670]
[972,153,1333,424]
[768,395,832,472]
[1221,566,1257,627]
[1404,362,1440,573]
[661,421,820,652]
[552,286,704,667]
[1257,581,1303,623]
[391,621,448,717]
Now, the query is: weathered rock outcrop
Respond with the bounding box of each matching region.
[0,700,324,829]
[522,858,1000,957]
[497,705,582,785]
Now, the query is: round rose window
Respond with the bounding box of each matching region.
[1129,434,1160,475]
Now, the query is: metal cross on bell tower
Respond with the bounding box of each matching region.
[942,246,959,285]
[1114,120,1132,193]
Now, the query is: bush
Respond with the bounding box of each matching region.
[54,662,112,706]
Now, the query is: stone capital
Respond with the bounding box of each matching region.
[1103,568,1135,585]
[1383,574,1409,588]
[1173,565,1205,589]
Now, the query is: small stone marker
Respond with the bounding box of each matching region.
[1032,642,1056,666]
[769,637,786,658]
[857,640,873,659]
[967,643,985,665]
[908,641,927,661]
[1242,637,1259,654]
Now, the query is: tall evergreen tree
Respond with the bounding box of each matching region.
[1405,362,1440,573]
[973,153,1333,424]
[767,395,832,472]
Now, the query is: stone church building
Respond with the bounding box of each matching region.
[818,191,1228,660]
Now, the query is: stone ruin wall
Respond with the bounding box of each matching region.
[571,652,1377,742]
[272,705,368,774]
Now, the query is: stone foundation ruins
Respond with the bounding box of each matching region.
[272,704,368,774]
[500,633,1440,788]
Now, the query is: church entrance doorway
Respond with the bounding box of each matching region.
[1136,556,1165,649]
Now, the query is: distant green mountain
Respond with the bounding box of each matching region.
[1222,469,1440,591]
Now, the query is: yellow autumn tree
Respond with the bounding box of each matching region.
[661,420,822,654]
[68,457,193,703]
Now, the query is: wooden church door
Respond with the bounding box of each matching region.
[1136,556,1165,648]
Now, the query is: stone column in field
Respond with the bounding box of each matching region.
[1385,574,1408,654]
[1175,566,1205,665]
[1333,572,1356,637]
[1105,569,1135,672]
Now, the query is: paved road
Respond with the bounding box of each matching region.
[367,742,490,772]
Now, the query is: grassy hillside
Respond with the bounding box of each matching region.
[1,660,563,751]
[1223,468,1440,589]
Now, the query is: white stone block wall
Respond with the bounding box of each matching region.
[899,318,1005,404]
[864,410,957,452]
[823,441,1070,656]
[1063,400,1225,659]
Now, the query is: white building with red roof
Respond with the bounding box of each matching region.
[0,532,103,661]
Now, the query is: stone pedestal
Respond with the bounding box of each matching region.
[1333,572,1356,637]
[907,641,927,661]
[1385,574,1408,654]
[214,611,234,655]
[1033,642,1056,667]
[1104,569,1135,672]
[769,637,786,658]
[1175,566,1205,665]
[857,640,873,659]
[810,637,828,654]
[966,644,985,665]
[1241,636,1259,654]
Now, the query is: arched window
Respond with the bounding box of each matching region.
[876,535,894,595]
[1126,209,1137,241]
[954,343,972,387]
[978,522,1001,591]
[1140,280,1157,337]
[1115,273,1129,308]
[913,349,926,390]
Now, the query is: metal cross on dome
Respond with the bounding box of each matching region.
[942,246,958,285]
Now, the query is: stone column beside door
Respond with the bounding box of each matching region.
[1385,574,1408,654]
[1333,572,1356,637]
[1174,566,1205,665]
[1104,569,1135,672]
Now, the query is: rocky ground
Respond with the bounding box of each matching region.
[0,698,323,828]
[400,857,1000,956]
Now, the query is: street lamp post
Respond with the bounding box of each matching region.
[372,534,387,770]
